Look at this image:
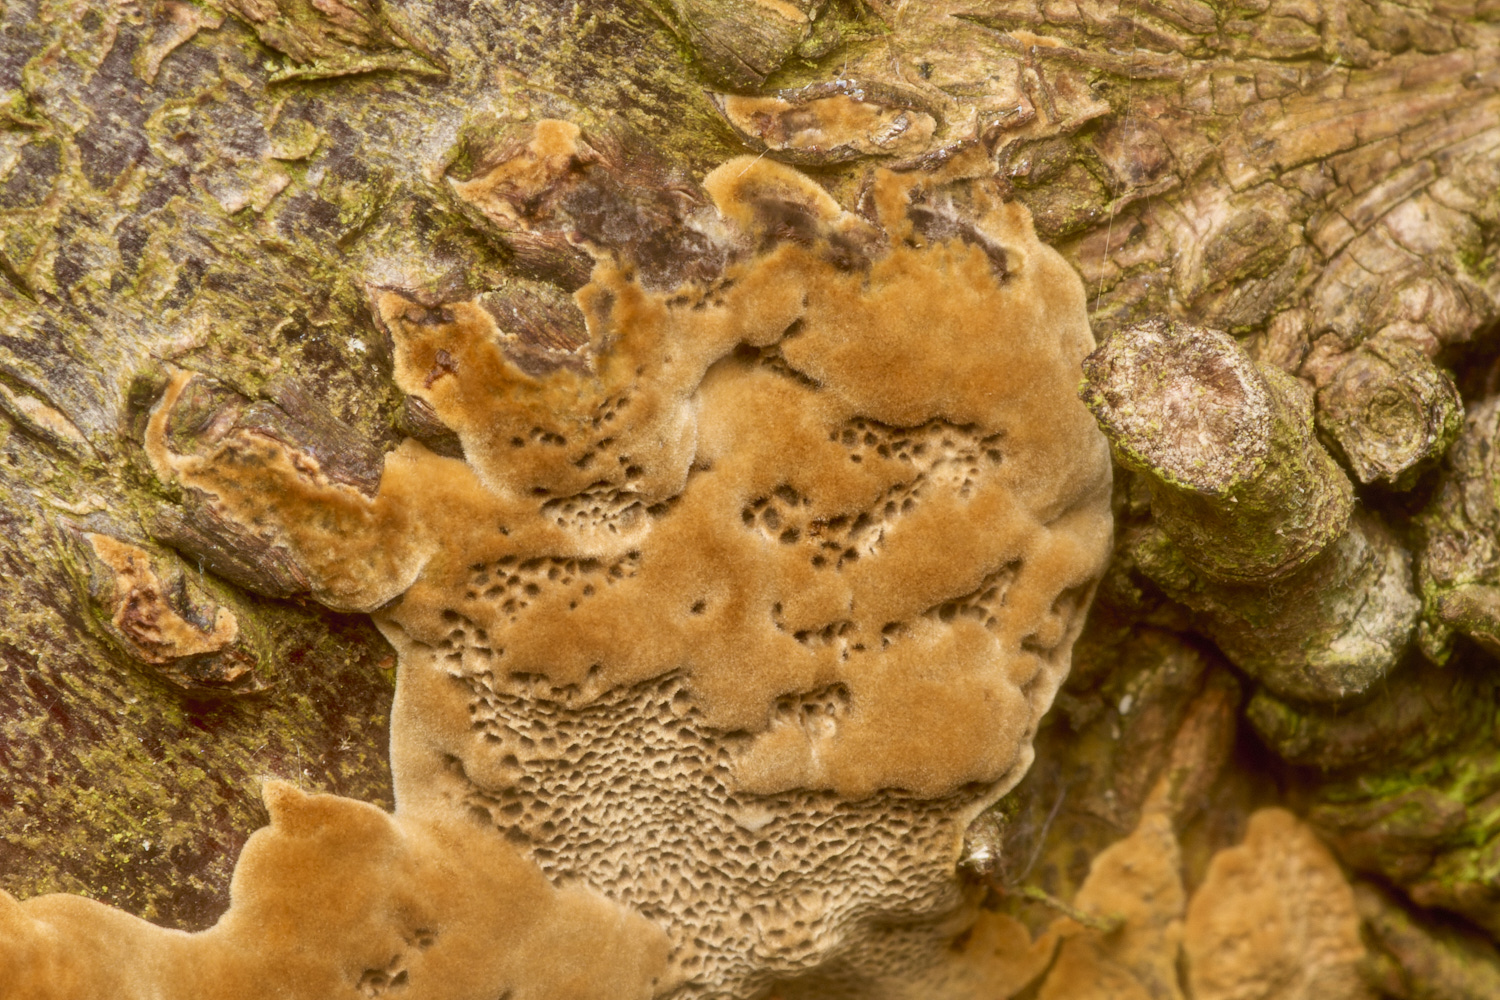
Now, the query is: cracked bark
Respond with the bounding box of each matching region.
[1,0,1499,994]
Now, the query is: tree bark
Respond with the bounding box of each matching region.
[1,0,1499,993]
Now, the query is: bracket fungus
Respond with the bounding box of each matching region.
[0,132,1112,998]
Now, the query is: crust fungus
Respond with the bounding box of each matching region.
[1,130,1112,997]
[948,806,1190,1000]
[67,531,267,696]
[1184,809,1372,1000]
[954,806,1371,999]
[708,82,940,166]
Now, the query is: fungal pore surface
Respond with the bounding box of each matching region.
[0,131,1113,1000]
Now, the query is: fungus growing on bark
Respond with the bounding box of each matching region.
[66,530,267,696]
[0,135,1112,997]
[708,82,939,165]
[0,782,671,1000]
[1184,808,1371,1000]
[948,803,1371,998]
[1035,811,1187,1000]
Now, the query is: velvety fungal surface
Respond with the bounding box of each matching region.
[1,146,1112,998]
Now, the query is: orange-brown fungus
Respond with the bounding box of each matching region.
[1184,809,1372,1000]
[86,533,240,665]
[10,149,1112,998]
[1,783,669,1000]
[711,86,938,165]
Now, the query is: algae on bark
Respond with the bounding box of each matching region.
[3,0,1500,995]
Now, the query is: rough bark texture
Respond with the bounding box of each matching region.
[2,0,1500,994]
